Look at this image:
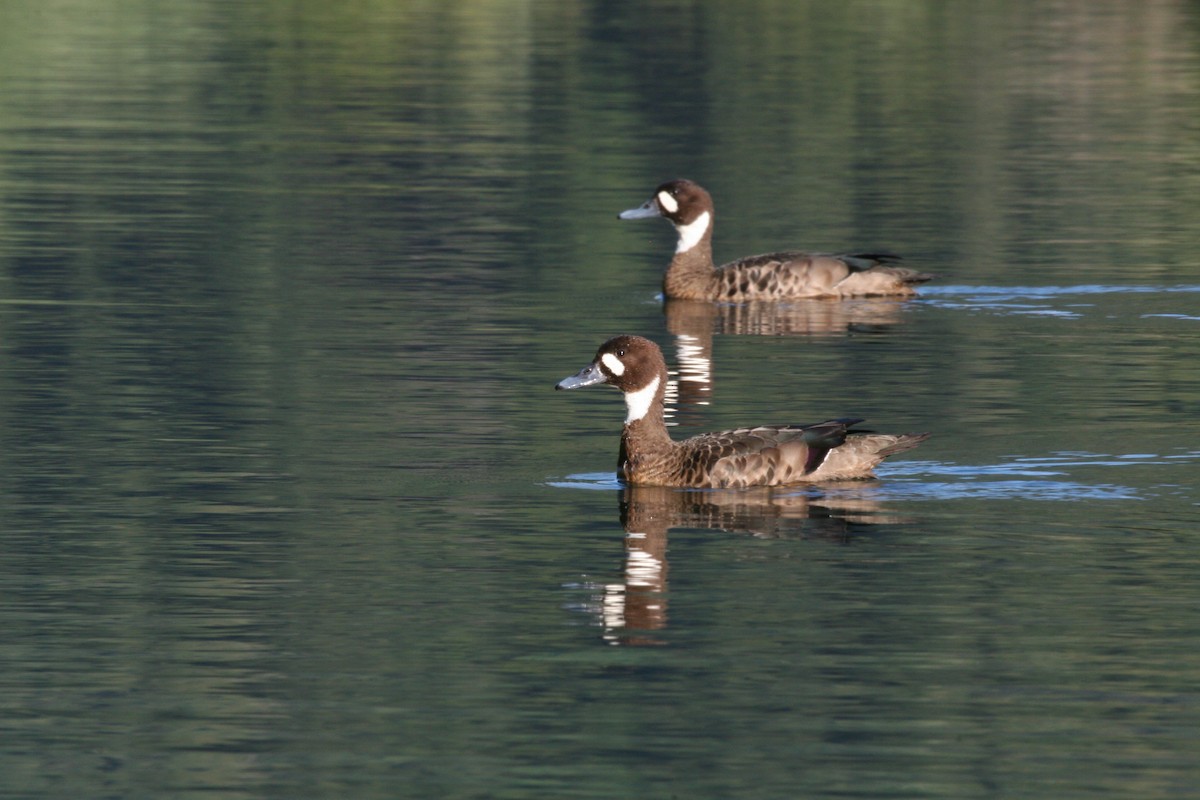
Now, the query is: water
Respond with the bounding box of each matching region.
[2,1,1199,798]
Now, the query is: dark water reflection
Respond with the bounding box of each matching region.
[567,483,918,646]
[3,1,1200,798]
[661,296,918,420]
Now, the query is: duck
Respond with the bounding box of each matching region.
[618,179,934,301]
[555,334,929,488]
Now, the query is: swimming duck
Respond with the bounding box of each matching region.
[555,335,928,488]
[619,179,934,301]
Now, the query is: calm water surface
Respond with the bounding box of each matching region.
[2,1,1199,798]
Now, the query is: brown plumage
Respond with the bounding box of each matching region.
[618,179,935,301]
[555,335,929,488]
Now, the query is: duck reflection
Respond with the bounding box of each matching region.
[662,297,913,421]
[596,483,910,646]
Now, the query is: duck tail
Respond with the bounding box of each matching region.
[876,432,931,457]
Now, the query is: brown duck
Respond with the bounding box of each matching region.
[555,335,929,488]
[619,179,934,301]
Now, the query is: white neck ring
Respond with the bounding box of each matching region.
[624,376,660,423]
[675,211,710,254]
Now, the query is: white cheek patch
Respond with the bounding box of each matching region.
[601,352,626,376]
[656,190,679,214]
[624,376,660,424]
[675,210,710,253]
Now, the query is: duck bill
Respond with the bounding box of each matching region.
[555,362,607,390]
[617,199,660,220]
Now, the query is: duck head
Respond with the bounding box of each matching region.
[618,179,714,254]
[555,335,668,424]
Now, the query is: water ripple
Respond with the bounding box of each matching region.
[546,473,624,491]
[868,478,1141,501]
[878,449,1200,501]
[548,450,1198,502]
[920,284,1200,319]
[923,284,1200,298]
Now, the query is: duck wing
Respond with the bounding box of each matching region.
[714,251,930,299]
[682,418,862,488]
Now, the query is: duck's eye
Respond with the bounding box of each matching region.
[617,349,625,357]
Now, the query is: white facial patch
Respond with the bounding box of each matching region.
[675,210,710,253]
[624,376,660,424]
[656,190,679,214]
[600,352,625,377]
